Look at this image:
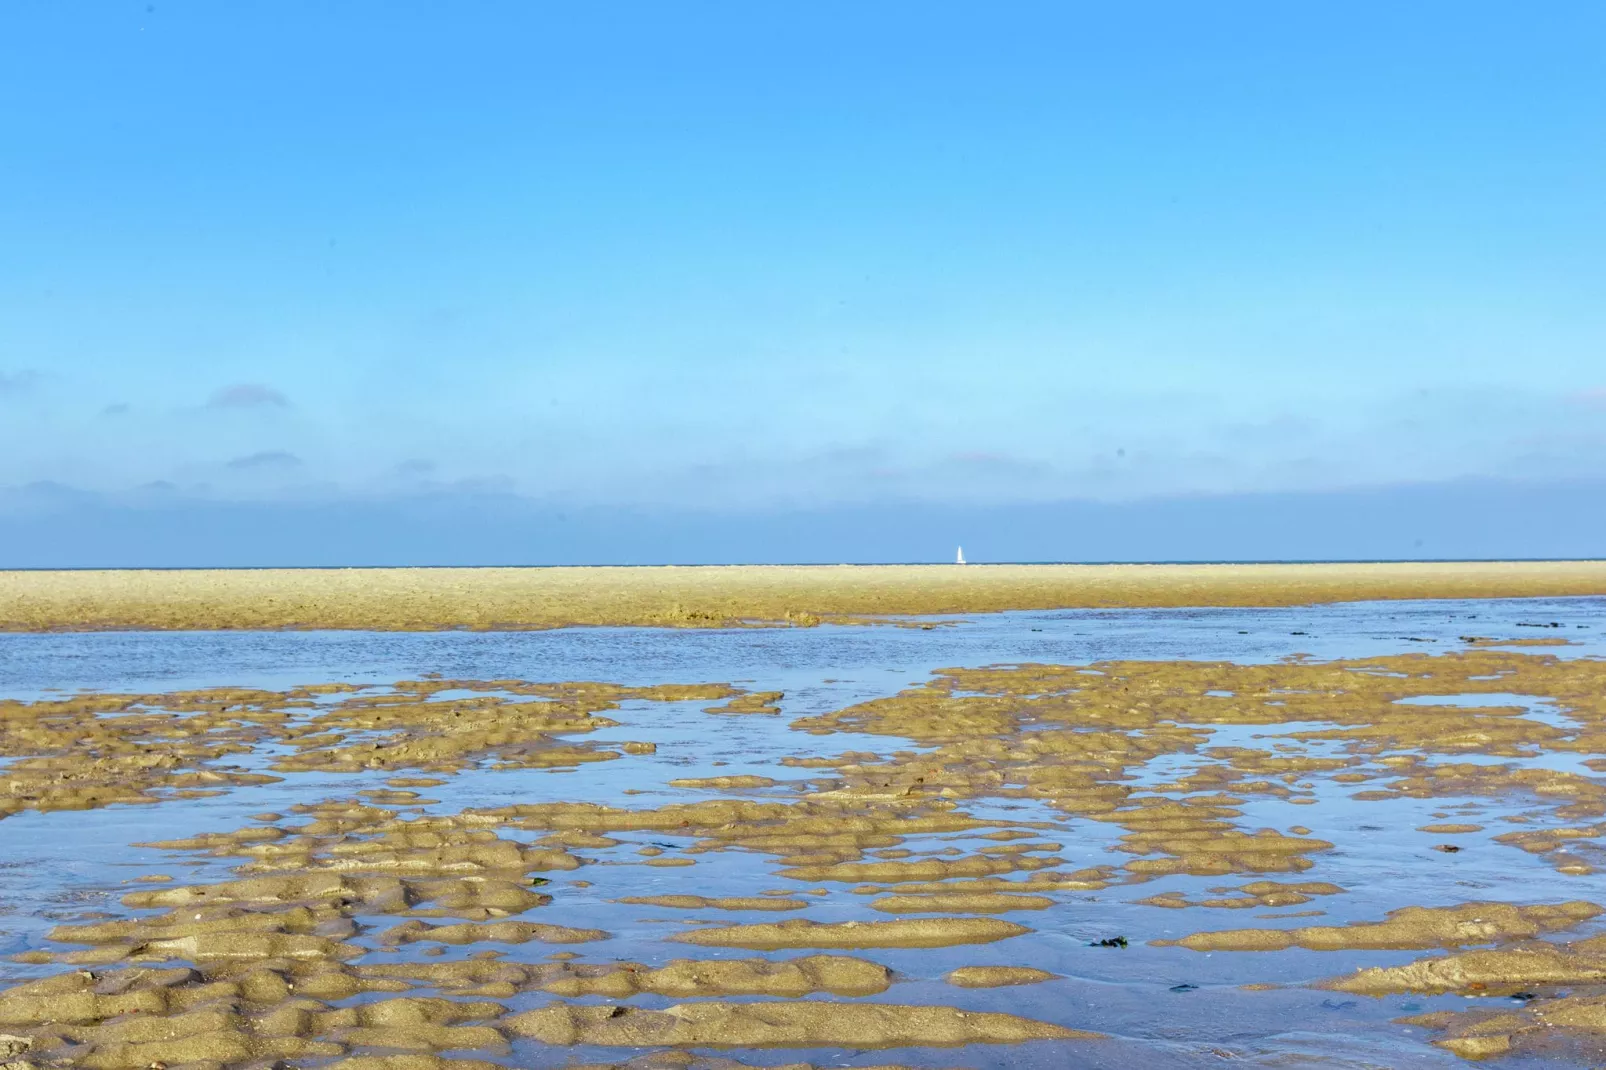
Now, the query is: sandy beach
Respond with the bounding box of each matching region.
[4,560,1606,632]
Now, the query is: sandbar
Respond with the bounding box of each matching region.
[5,560,1606,631]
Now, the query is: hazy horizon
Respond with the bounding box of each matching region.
[5,474,1603,569]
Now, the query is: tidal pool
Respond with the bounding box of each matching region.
[2,596,1605,1068]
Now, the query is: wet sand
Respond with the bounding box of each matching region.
[3,600,1606,1066]
[4,560,1606,631]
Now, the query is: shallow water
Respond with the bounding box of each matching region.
[3,596,1606,1068]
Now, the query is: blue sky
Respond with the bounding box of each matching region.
[2,2,1604,525]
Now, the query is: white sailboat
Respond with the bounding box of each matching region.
[956,546,966,565]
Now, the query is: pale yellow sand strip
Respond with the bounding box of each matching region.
[2,561,1603,632]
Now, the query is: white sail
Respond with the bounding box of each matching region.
[956,546,966,565]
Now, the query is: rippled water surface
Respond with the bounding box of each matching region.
[3,596,1605,1069]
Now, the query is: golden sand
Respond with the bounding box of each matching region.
[869,892,1055,913]
[1152,901,1602,952]
[4,560,1606,631]
[1368,936,1606,1060]
[1323,936,1606,996]
[945,966,1058,988]
[505,1000,1091,1046]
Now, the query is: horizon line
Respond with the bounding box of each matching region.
[7,557,1606,573]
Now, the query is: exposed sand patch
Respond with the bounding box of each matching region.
[667,776,776,790]
[1323,936,1606,995]
[945,966,1058,987]
[1397,989,1606,1060]
[703,691,784,715]
[361,954,890,998]
[1153,901,1601,951]
[379,920,606,946]
[1418,824,1484,834]
[506,1000,1095,1046]
[1136,881,1344,910]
